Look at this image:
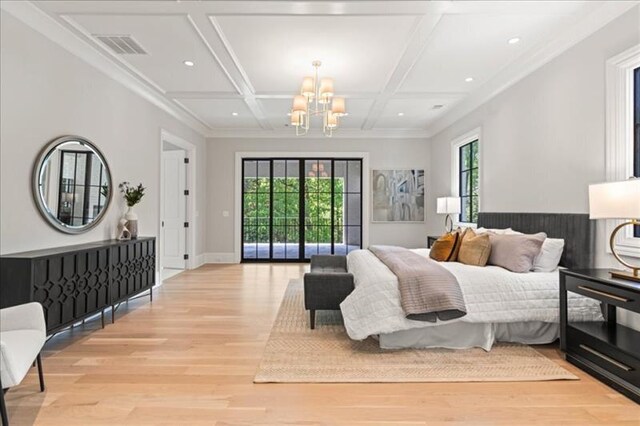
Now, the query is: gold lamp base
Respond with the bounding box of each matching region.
[609,219,640,283]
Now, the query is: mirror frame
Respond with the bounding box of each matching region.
[32,135,113,234]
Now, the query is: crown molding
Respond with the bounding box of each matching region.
[1,1,212,137]
[208,127,429,139]
[425,1,640,138]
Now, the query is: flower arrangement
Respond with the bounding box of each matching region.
[119,182,145,207]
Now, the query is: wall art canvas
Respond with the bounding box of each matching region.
[372,169,425,222]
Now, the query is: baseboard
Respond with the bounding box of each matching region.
[204,252,238,264]
[192,253,207,269]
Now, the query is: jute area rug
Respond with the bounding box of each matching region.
[254,280,578,383]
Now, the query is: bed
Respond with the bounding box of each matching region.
[340,213,604,351]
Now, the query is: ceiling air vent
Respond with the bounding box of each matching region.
[94,35,147,55]
[432,104,444,110]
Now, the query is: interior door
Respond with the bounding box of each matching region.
[162,150,186,269]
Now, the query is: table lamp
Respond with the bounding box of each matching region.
[436,196,461,233]
[588,178,640,282]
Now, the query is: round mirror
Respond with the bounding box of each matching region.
[33,135,112,234]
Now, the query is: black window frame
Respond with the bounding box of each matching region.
[56,149,106,226]
[633,67,639,237]
[240,157,363,263]
[458,139,479,224]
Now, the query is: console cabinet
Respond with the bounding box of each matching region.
[0,237,155,334]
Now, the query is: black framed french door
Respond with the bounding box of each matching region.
[241,158,363,262]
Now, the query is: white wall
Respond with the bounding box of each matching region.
[205,137,430,259]
[426,6,640,328]
[0,11,208,258]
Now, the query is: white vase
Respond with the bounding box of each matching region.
[124,206,139,239]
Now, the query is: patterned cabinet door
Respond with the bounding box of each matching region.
[74,248,110,319]
[111,239,156,304]
[32,255,76,331]
[32,248,111,333]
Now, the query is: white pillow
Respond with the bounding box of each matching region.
[532,238,565,272]
[475,227,519,235]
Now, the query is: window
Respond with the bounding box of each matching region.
[458,139,479,224]
[241,158,362,262]
[605,46,640,257]
[634,67,639,237]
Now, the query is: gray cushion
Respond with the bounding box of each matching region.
[488,232,546,273]
[310,266,347,273]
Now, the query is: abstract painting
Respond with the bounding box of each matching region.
[372,169,425,222]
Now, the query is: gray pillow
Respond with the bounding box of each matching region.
[488,232,547,273]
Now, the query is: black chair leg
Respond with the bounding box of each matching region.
[310,310,315,330]
[36,354,45,393]
[0,379,8,426]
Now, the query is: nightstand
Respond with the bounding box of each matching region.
[427,236,440,248]
[560,269,640,403]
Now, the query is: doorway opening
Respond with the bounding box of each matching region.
[159,130,196,279]
[241,158,363,262]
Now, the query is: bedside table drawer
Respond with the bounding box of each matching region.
[565,275,640,313]
[567,326,640,387]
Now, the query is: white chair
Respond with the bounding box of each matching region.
[0,302,46,426]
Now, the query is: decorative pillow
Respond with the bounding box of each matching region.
[457,228,492,266]
[488,232,547,273]
[450,227,467,262]
[429,232,459,262]
[532,238,565,272]
[475,227,520,235]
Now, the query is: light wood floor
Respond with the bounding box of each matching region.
[6,264,640,425]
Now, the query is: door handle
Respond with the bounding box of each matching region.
[577,286,629,302]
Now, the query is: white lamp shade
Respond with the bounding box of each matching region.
[437,197,461,214]
[331,97,346,116]
[292,95,307,114]
[290,110,303,126]
[326,111,338,128]
[319,78,334,103]
[589,179,640,219]
[301,77,314,97]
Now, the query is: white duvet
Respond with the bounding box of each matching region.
[340,249,603,341]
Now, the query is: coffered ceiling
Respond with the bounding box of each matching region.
[8,1,639,138]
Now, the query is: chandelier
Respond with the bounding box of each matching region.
[290,60,346,137]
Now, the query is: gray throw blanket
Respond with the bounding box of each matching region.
[369,245,467,322]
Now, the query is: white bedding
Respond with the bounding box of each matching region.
[340,248,603,341]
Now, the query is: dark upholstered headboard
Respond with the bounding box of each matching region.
[476,213,595,269]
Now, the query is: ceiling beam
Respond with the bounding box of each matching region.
[2,0,212,136]
[361,13,444,130]
[191,9,272,130]
[425,0,640,137]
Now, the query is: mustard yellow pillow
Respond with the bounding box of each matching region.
[450,227,467,262]
[458,228,491,266]
[429,232,459,262]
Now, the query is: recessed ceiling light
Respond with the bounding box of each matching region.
[286,112,292,116]
[465,77,474,82]
[397,112,405,116]
[508,37,521,45]
[183,60,195,67]
[231,112,238,116]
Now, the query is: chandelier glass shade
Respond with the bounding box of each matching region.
[291,60,346,136]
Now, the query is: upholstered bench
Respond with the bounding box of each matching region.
[303,255,355,329]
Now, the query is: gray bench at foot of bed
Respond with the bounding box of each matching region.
[303,255,354,329]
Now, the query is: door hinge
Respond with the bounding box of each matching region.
[183,254,189,260]
[184,222,189,228]
[161,221,164,227]
[184,190,189,196]
[184,158,190,164]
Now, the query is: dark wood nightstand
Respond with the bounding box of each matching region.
[427,236,440,248]
[560,269,640,403]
